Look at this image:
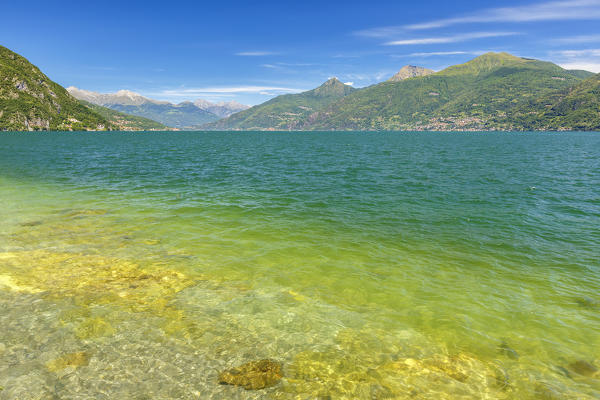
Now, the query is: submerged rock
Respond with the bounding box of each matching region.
[46,351,91,372]
[499,341,519,360]
[218,359,282,390]
[62,209,108,218]
[75,317,115,339]
[576,296,599,309]
[19,220,43,227]
[568,360,598,377]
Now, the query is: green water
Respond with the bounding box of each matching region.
[0,131,598,399]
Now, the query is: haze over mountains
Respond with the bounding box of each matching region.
[1,44,598,132]
[67,87,249,129]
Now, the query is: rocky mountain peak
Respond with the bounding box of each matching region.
[389,65,435,82]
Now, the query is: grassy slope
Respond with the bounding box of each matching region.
[80,100,168,130]
[205,78,356,130]
[306,53,594,131]
[0,45,110,131]
[504,73,600,130]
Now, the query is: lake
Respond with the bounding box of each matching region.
[0,131,598,399]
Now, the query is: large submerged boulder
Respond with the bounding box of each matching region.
[218,359,282,390]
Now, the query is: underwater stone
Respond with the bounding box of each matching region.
[62,209,108,217]
[218,359,282,390]
[568,360,598,377]
[19,220,43,227]
[75,317,115,339]
[576,297,599,309]
[46,351,91,372]
[499,341,519,360]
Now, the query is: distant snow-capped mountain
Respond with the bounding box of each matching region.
[66,87,168,107]
[67,87,249,128]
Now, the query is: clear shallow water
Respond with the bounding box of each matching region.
[0,131,598,399]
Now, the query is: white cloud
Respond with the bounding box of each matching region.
[235,51,277,56]
[554,49,600,57]
[405,0,600,30]
[385,32,518,46]
[156,86,305,97]
[406,51,488,57]
[261,62,316,69]
[336,71,396,86]
[559,62,600,72]
[550,48,600,72]
[555,34,600,44]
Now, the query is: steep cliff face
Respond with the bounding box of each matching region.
[0,46,110,131]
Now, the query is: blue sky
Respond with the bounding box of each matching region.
[3,0,600,105]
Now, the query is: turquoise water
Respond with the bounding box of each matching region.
[0,131,598,399]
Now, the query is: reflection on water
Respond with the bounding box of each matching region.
[0,131,599,399]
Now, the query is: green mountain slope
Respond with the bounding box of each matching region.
[79,100,169,130]
[305,53,594,131]
[504,73,600,130]
[0,45,110,131]
[204,77,356,130]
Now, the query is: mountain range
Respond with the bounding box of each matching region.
[206,52,598,131]
[1,44,598,132]
[67,87,249,129]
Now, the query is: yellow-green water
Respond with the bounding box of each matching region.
[0,131,598,399]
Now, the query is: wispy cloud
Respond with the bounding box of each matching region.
[340,71,396,84]
[553,48,600,57]
[155,86,305,98]
[385,32,518,46]
[555,34,600,44]
[558,62,600,72]
[235,51,278,56]
[261,62,317,69]
[405,50,486,57]
[405,0,600,30]
[550,48,600,72]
